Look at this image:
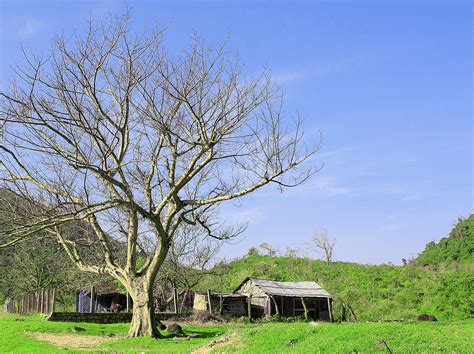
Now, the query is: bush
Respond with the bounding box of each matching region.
[189,310,224,323]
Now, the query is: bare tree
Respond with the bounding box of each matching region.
[310,229,335,264]
[259,242,276,257]
[0,13,319,337]
[153,224,223,311]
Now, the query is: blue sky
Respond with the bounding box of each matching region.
[1,0,472,264]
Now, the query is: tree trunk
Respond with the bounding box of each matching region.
[127,277,161,338]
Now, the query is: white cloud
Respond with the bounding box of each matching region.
[272,70,308,84]
[17,19,43,38]
[277,175,352,199]
[220,206,267,225]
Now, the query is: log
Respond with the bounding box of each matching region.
[300,297,308,320]
[347,304,358,322]
[173,288,179,314]
[327,297,333,322]
[270,296,279,316]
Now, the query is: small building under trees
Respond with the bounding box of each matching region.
[193,291,248,316]
[76,285,129,313]
[234,278,333,320]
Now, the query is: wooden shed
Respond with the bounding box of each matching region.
[234,278,333,320]
[76,284,130,313]
[193,291,247,316]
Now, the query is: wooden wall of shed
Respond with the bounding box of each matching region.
[193,294,208,311]
[192,293,247,316]
[269,296,331,320]
[220,297,247,316]
[237,280,268,307]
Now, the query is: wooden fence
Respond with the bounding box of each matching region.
[4,288,57,314]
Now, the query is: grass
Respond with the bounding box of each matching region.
[1,312,473,352]
[217,321,474,352]
[0,313,227,353]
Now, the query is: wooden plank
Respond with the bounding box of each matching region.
[39,289,43,313]
[45,289,50,314]
[206,289,212,314]
[247,296,252,320]
[51,288,57,313]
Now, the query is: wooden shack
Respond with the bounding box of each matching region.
[76,284,130,313]
[234,278,333,320]
[193,291,247,316]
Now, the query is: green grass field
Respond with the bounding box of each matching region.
[1,313,473,353]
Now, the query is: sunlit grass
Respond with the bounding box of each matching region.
[1,313,473,353]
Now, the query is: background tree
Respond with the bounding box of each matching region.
[0,189,123,309]
[0,13,318,337]
[310,229,335,264]
[259,243,276,257]
[153,225,224,311]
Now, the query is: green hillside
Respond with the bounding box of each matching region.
[199,255,473,321]
[198,216,474,321]
[414,215,474,265]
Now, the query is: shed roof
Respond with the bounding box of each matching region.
[236,277,332,298]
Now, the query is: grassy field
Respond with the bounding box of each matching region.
[1,313,473,353]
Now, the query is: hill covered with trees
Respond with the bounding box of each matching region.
[198,216,474,321]
[414,215,474,265]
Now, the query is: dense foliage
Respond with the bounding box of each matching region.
[199,254,473,321]
[414,215,474,265]
[198,216,474,321]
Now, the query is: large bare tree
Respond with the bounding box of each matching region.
[0,14,319,337]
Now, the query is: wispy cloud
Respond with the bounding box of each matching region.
[273,175,353,199]
[272,70,308,84]
[220,206,267,225]
[17,19,43,38]
[272,53,374,85]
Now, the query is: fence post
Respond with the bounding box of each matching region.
[206,289,212,314]
[45,289,50,314]
[51,288,57,313]
[36,290,39,313]
[173,288,179,314]
[90,286,95,313]
[247,296,252,320]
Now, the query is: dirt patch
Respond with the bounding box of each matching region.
[309,321,321,327]
[193,331,241,354]
[26,332,122,348]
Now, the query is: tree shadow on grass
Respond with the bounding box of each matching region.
[162,328,227,340]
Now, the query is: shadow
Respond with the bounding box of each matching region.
[161,328,227,340]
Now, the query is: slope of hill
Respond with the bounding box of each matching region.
[414,215,474,265]
[198,217,474,321]
[199,255,473,321]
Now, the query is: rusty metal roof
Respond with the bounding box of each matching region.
[240,278,332,298]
